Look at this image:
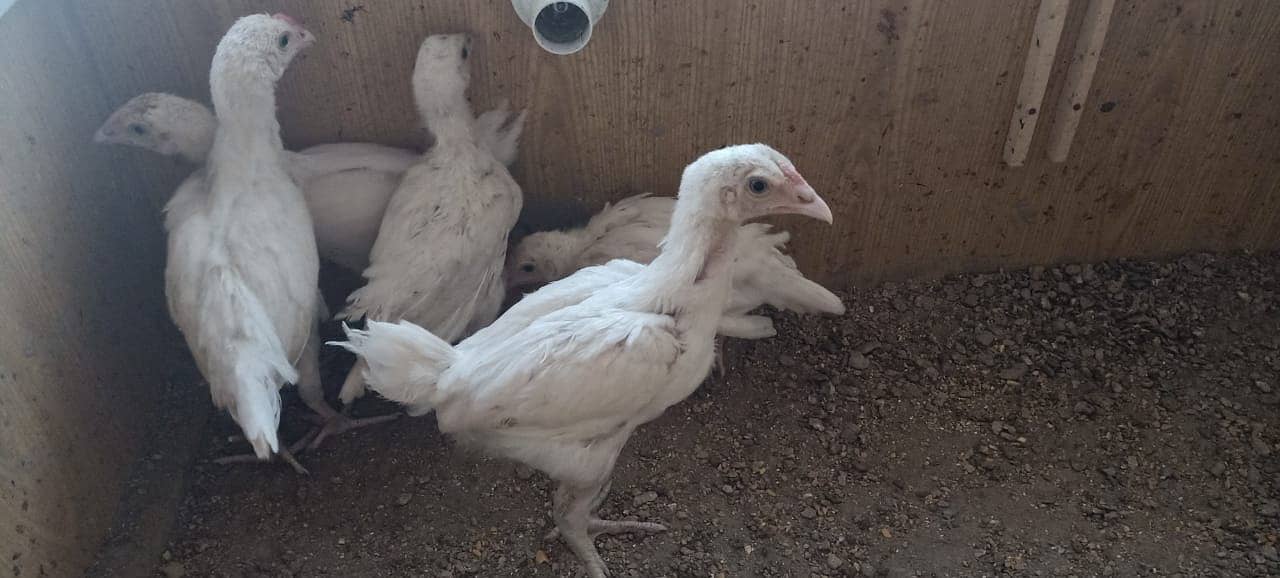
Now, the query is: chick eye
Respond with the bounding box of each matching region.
[128,123,147,135]
[520,263,535,273]
[461,46,469,59]
[278,33,290,49]
[747,177,769,195]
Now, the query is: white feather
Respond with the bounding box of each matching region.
[336,144,835,576]
[95,93,524,273]
[164,15,318,459]
[336,34,523,403]
[507,194,846,338]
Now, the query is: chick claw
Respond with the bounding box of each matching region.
[542,518,668,542]
[212,429,317,475]
[303,409,401,451]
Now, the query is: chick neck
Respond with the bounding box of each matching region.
[641,190,739,299]
[416,84,474,148]
[173,106,218,164]
[208,61,284,168]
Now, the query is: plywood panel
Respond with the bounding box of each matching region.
[0,2,176,576]
[67,0,1280,286]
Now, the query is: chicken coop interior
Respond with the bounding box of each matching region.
[3,0,1280,576]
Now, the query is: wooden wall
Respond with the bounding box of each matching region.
[68,0,1280,286]
[0,2,178,577]
[0,0,1277,572]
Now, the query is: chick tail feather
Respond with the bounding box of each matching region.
[203,267,295,460]
[230,360,288,460]
[766,272,847,316]
[751,227,846,316]
[331,321,456,416]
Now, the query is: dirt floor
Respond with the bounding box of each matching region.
[154,251,1280,577]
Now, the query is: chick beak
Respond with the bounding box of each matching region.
[771,183,834,224]
[93,126,114,144]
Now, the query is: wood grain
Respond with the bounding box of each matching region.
[59,0,1280,288]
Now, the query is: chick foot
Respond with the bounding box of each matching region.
[304,407,400,451]
[543,518,667,541]
[213,429,317,475]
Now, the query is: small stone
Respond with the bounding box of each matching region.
[849,352,871,370]
[515,465,536,480]
[826,554,845,570]
[1209,462,1227,477]
[857,341,883,354]
[633,491,658,506]
[721,484,736,494]
[160,562,186,578]
[396,493,413,506]
[1261,544,1279,562]
[860,561,876,577]
[1256,380,1273,393]
[1256,502,1279,517]
[976,331,995,346]
[801,507,817,519]
[999,364,1028,381]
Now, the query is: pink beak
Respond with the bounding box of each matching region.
[770,182,834,224]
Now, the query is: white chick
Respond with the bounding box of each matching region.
[335,143,835,578]
[164,13,326,472]
[506,193,846,372]
[333,34,523,447]
[95,93,526,273]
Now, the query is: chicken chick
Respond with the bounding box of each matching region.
[336,143,834,577]
[95,93,526,273]
[506,193,846,374]
[332,34,524,448]
[164,13,325,472]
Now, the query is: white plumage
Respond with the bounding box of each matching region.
[335,143,834,577]
[163,13,320,471]
[506,192,847,341]
[335,34,523,416]
[95,93,526,274]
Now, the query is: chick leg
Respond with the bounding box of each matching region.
[712,338,726,377]
[545,478,667,541]
[551,482,609,578]
[296,325,400,451]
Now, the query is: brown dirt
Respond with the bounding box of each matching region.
[157,251,1280,577]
